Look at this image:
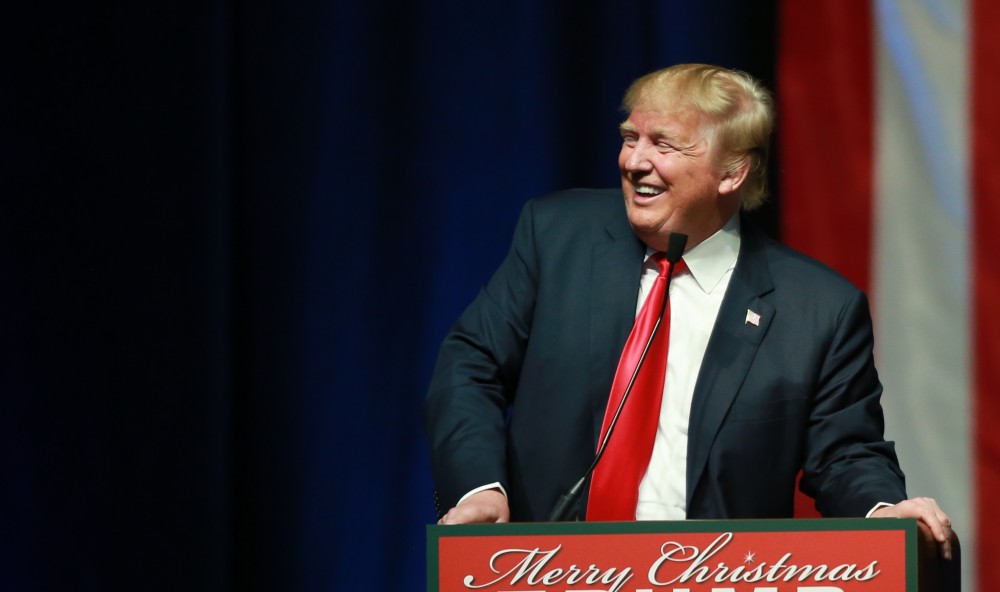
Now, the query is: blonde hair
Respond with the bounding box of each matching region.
[622,64,775,210]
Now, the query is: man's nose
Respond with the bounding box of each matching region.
[625,143,653,171]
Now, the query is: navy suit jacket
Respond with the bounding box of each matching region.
[424,188,906,521]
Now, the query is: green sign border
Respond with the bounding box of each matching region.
[427,518,918,591]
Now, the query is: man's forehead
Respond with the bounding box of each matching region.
[621,105,707,135]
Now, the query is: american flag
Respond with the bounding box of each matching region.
[779,1,998,589]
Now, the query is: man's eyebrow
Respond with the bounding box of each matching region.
[618,122,684,142]
[653,127,674,139]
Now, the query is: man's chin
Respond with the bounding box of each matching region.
[627,221,670,252]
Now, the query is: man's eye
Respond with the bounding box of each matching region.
[622,136,637,147]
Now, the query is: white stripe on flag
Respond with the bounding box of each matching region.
[872,1,974,590]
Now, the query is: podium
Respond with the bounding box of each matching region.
[428,519,959,592]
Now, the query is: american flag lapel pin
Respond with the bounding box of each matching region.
[745,309,761,327]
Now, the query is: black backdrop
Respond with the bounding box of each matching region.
[1,1,779,590]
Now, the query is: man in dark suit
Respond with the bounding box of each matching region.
[424,64,952,557]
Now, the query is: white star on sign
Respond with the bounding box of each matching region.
[744,551,756,563]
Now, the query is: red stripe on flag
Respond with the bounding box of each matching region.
[972,0,1000,586]
[778,0,873,519]
[778,0,874,292]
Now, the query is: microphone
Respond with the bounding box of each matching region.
[548,232,688,521]
[665,231,687,264]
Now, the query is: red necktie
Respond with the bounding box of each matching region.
[587,254,685,521]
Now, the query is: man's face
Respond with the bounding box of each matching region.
[618,103,737,251]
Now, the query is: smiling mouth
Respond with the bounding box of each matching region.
[633,184,665,199]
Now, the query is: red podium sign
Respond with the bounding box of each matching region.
[428,519,918,592]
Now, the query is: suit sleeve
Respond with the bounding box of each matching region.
[800,289,907,516]
[423,201,541,514]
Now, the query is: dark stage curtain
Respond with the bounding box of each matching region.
[0,1,777,590]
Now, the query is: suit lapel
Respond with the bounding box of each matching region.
[589,220,645,445]
[686,224,776,506]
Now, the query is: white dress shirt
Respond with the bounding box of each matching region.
[635,214,741,520]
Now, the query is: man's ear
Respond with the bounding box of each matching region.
[718,157,751,196]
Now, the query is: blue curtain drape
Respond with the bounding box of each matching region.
[1,1,778,590]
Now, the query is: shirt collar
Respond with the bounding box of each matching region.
[645,212,741,295]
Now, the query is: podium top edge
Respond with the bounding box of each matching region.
[427,517,919,538]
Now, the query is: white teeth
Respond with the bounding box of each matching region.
[635,185,661,196]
